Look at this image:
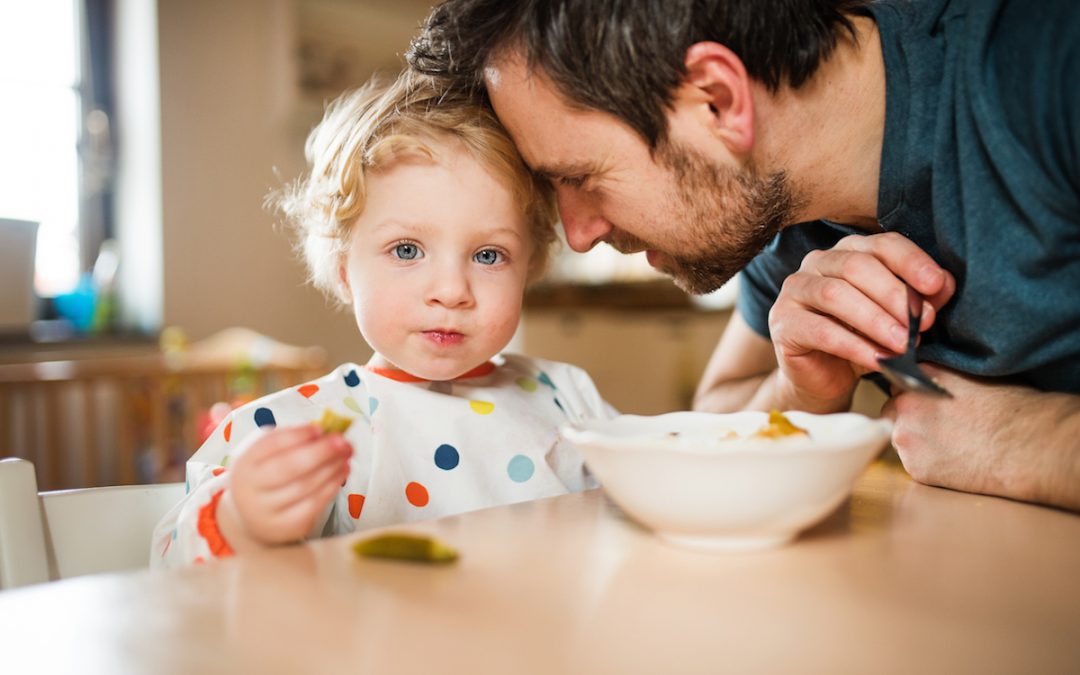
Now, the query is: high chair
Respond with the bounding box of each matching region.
[0,457,183,590]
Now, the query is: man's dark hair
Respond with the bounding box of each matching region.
[408,0,871,148]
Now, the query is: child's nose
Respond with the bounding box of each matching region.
[425,263,474,308]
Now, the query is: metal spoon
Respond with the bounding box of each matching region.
[876,284,952,397]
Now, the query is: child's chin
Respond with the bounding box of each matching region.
[404,358,484,382]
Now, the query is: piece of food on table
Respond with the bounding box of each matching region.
[318,408,354,434]
[752,410,810,439]
[352,532,459,564]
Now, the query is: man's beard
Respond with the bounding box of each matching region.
[611,142,798,295]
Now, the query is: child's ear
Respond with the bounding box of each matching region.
[336,261,353,304]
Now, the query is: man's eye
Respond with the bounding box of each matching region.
[393,243,421,260]
[473,249,503,265]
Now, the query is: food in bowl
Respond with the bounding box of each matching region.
[752,410,809,438]
[561,411,891,551]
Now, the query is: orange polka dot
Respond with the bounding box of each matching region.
[405,482,429,507]
[212,467,226,477]
[223,421,232,442]
[348,493,365,519]
[297,384,319,399]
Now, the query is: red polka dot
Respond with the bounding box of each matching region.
[405,482,429,507]
[348,493,365,519]
[212,467,226,477]
[223,421,232,442]
[297,384,319,399]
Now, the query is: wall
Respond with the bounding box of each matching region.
[155,0,431,366]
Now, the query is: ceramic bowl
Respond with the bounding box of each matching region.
[561,411,892,551]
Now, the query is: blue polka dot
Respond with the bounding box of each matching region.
[538,372,556,390]
[171,528,177,540]
[553,398,565,413]
[344,369,361,387]
[369,397,379,415]
[507,455,535,483]
[254,407,277,428]
[434,444,460,470]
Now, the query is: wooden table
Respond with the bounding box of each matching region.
[1,460,1078,674]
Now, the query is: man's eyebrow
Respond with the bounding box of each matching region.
[531,161,601,181]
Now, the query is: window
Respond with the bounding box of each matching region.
[0,0,113,300]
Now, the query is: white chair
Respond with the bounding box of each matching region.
[0,457,183,590]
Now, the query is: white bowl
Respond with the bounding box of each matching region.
[561,411,892,552]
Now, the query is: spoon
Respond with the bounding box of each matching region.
[876,284,952,397]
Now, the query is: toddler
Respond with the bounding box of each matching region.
[151,72,613,567]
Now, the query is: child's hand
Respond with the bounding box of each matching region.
[218,424,352,547]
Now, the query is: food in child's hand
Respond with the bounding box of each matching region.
[318,408,354,434]
[352,532,459,563]
[752,410,809,439]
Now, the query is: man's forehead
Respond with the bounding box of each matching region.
[483,54,600,172]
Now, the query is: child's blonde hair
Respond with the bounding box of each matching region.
[274,71,558,301]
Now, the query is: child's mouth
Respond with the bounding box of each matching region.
[423,330,464,345]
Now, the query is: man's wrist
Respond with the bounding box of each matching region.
[759,369,853,414]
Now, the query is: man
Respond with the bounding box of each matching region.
[407,0,1080,511]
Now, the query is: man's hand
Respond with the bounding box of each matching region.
[767,232,955,411]
[218,425,352,548]
[882,365,1080,512]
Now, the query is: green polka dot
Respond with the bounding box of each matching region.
[343,396,364,414]
[220,455,230,467]
[515,377,538,392]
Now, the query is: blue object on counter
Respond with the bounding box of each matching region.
[53,273,98,333]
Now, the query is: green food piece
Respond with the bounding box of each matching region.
[318,408,354,434]
[352,533,459,564]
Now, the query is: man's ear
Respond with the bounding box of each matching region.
[679,42,755,155]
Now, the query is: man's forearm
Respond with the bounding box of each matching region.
[694,369,855,414]
[692,371,771,412]
[1029,392,1080,512]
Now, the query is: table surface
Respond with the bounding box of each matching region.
[1,459,1078,675]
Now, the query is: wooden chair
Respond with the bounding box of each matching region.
[0,327,327,490]
[0,457,184,590]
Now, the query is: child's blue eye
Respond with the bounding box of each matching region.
[393,243,421,260]
[474,249,502,265]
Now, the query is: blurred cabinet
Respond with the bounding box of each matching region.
[0,328,326,490]
[522,308,733,415]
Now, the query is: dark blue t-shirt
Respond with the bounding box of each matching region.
[738,0,1080,393]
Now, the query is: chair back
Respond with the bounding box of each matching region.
[0,458,183,589]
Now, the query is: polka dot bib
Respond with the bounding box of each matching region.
[152,353,615,567]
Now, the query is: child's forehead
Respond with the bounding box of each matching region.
[359,150,529,236]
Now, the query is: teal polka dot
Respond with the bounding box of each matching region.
[507,455,535,483]
[537,372,556,390]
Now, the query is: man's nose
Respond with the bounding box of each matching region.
[556,185,612,252]
[426,261,474,308]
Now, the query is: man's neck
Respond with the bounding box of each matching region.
[754,16,886,230]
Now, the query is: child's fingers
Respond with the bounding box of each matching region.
[272,479,342,540]
[241,424,322,464]
[263,451,350,511]
[252,434,351,491]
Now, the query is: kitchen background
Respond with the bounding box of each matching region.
[0,0,882,490]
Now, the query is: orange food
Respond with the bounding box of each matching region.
[752,410,809,439]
